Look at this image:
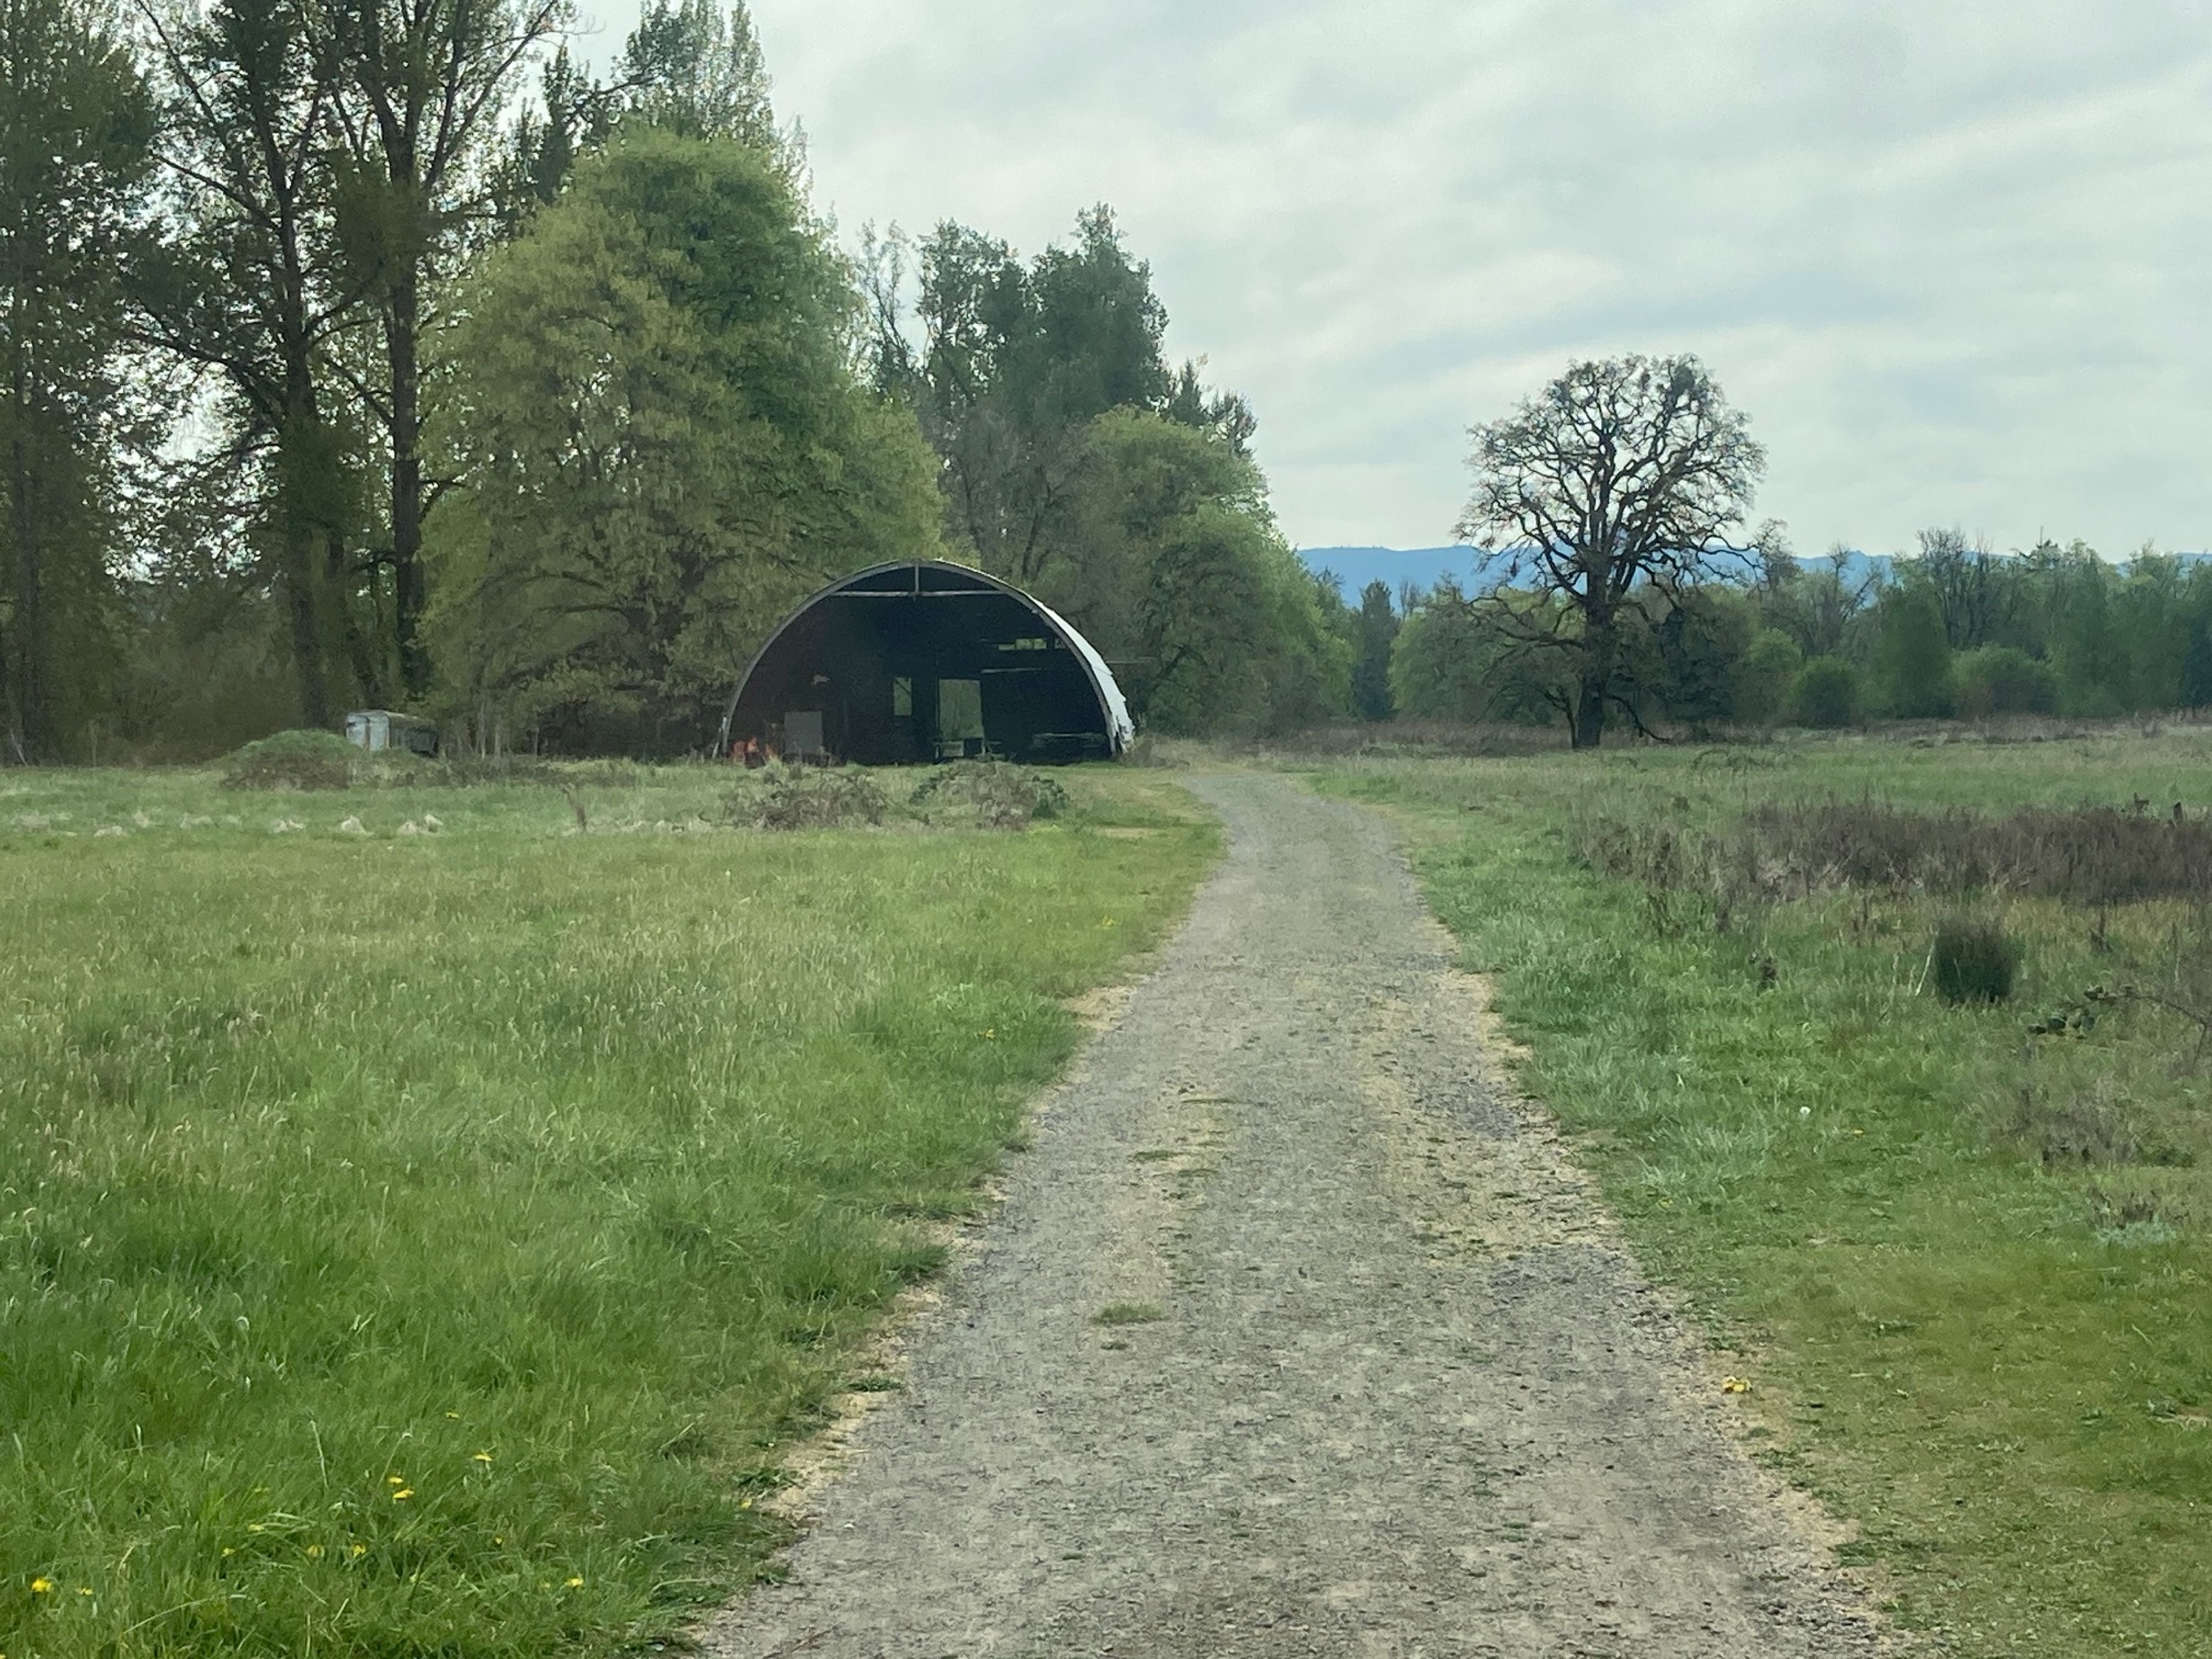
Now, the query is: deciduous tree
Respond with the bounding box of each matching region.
[1455,354,1766,748]
[321,0,560,695]
[880,207,1175,584]
[428,128,942,751]
[133,0,366,725]
[1053,409,1343,734]
[0,0,154,759]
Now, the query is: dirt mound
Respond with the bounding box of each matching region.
[219,730,356,791]
[738,766,889,830]
[908,760,1069,829]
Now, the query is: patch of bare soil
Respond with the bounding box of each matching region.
[704,775,1907,1657]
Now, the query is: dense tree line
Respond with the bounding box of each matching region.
[1,0,1344,760]
[861,211,1343,737]
[1374,354,2212,741]
[16,12,2197,766]
[1389,536,2212,734]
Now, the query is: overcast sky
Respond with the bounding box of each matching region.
[578,1,2212,558]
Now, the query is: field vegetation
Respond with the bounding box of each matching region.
[1317,724,2212,1658]
[0,760,1214,1658]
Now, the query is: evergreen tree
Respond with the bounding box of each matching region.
[888,206,1176,584]
[1350,579,1396,721]
[2049,551,2128,716]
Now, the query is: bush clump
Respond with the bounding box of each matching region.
[910,760,1070,830]
[2009,1077,2140,1166]
[1954,646,2059,719]
[220,729,356,791]
[741,765,888,830]
[1931,918,2022,1005]
[1786,657,1861,728]
[1744,801,2212,907]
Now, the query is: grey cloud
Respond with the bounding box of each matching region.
[578,0,2212,555]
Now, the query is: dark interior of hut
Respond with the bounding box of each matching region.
[726,566,1116,765]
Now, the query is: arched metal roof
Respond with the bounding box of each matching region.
[717,560,1133,762]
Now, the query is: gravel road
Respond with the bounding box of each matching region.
[704,773,1897,1658]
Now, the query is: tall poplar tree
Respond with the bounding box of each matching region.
[322,0,559,695]
[0,0,153,760]
[134,0,365,726]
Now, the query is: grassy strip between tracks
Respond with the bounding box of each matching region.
[1313,728,2211,1659]
[0,763,1215,1658]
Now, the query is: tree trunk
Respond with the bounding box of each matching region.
[1571,674,1605,749]
[387,267,427,695]
[1571,611,1616,750]
[284,518,330,728]
[278,349,334,728]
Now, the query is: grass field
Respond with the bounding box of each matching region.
[0,762,1215,1658]
[1316,725,2212,1659]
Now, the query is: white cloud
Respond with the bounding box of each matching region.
[577,0,2212,556]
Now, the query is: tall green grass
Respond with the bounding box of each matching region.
[1317,725,2212,1659]
[0,764,1213,1657]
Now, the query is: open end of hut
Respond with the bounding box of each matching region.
[719,561,1134,765]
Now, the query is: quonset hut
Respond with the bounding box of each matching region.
[717,560,1134,765]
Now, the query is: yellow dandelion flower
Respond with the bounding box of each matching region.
[565,1577,584,1588]
[350,1544,366,1558]
[305,1545,323,1559]
[391,1488,414,1501]
[1721,1376,1751,1395]
[492,1535,505,1545]
[29,1578,52,1594]
[386,1475,405,1486]
[443,1411,460,1419]
[220,1548,234,1559]
[472,1451,493,1464]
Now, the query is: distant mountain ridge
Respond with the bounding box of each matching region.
[1299,547,1487,599]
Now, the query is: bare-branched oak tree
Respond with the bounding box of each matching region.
[1455,354,1766,749]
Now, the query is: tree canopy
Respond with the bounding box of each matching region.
[427,127,942,751]
[1456,354,1766,748]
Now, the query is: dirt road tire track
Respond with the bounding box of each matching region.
[704,774,1898,1657]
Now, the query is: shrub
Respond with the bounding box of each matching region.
[1931,918,2022,1005]
[1870,585,1954,717]
[909,760,1070,830]
[1743,801,2212,906]
[1737,628,1804,724]
[1787,657,1861,728]
[2009,1076,2139,1166]
[1955,646,2058,718]
[741,766,888,830]
[219,729,355,791]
